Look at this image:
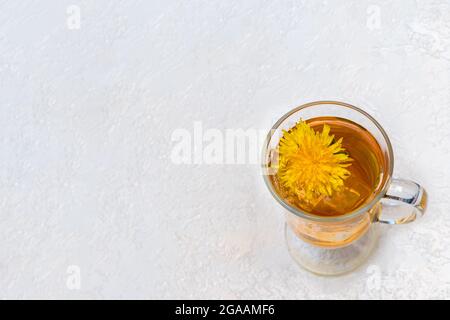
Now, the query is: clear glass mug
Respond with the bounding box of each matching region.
[262,101,427,275]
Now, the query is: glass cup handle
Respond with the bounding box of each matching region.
[377,178,427,225]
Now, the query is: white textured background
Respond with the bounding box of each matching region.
[1,0,450,299]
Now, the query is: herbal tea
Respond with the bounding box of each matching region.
[271,116,386,217]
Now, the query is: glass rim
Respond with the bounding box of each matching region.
[262,100,394,222]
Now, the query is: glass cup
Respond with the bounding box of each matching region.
[262,101,427,275]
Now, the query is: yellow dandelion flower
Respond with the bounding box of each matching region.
[276,120,352,204]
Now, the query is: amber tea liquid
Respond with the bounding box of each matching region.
[273,116,387,217]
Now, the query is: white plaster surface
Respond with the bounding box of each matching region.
[1,0,450,299]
